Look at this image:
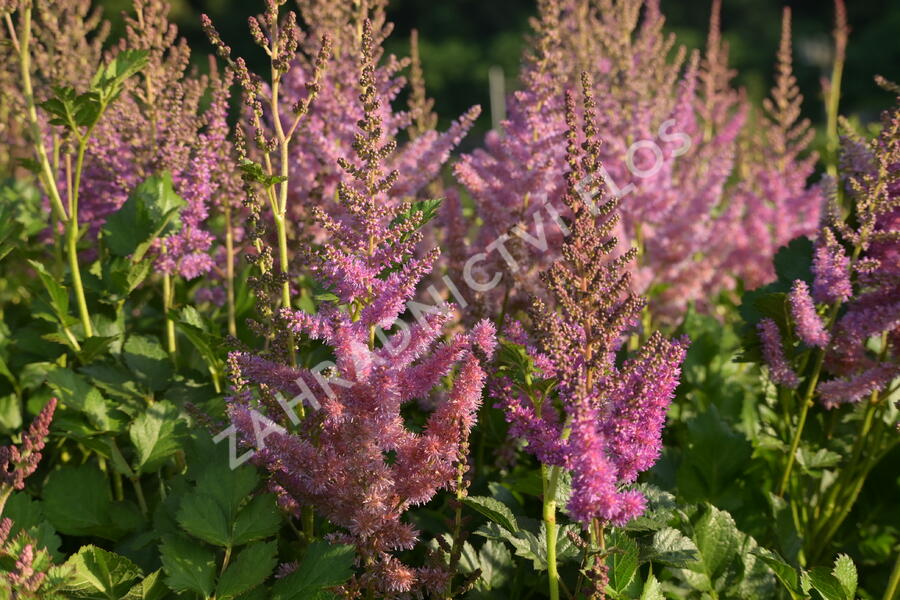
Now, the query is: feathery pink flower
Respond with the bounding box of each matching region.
[0,398,56,493]
[789,280,830,348]
[454,0,822,323]
[71,0,239,280]
[812,89,900,407]
[818,365,899,409]
[225,19,494,596]
[493,77,686,526]
[758,318,799,389]
[812,231,853,304]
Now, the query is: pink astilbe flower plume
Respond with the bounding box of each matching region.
[454,0,822,323]
[70,0,241,279]
[757,318,800,389]
[812,228,852,304]
[226,20,495,597]
[273,0,479,242]
[0,398,56,515]
[726,7,823,288]
[789,280,830,349]
[757,86,899,412]
[810,87,900,408]
[493,75,687,527]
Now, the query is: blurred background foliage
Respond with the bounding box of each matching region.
[95,0,900,145]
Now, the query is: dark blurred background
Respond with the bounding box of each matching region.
[99,0,900,143]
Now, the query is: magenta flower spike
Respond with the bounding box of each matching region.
[225,19,495,596]
[493,74,687,528]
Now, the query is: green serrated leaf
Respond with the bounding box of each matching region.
[92,50,149,100]
[43,465,113,539]
[271,542,356,600]
[197,463,260,520]
[231,493,282,546]
[62,545,143,599]
[216,541,278,599]
[477,539,512,591]
[649,527,698,567]
[176,491,231,546]
[390,198,443,242]
[28,260,70,325]
[129,400,183,473]
[46,367,115,432]
[807,567,848,600]
[463,496,519,532]
[121,569,167,600]
[774,237,814,286]
[675,407,752,503]
[606,531,639,594]
[238,159,288,187]
[159,535,216,597]
[754,548,802,597]
[77,336,118,364]
[690,504,741,582]
[831,554,857,600]
[102,173,185,261]
[123,335,173,392]
[474,521,578,571]
[172,307,224,373]
[639,572,665,600]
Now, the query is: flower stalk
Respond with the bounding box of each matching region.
[6,7,92,337]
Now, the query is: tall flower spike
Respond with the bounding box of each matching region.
[725,7,822,288]
[815,88,899,407]
[70,0,241,280]
[0,398,57,502]
[226,19,495,597]
[812,228,852,304]
[456,0,819,324]
[789,280,830,349]
[494,73,687,527]
[273,2,479,248]
[757,318,799,389]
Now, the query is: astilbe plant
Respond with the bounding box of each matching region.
[0,398,56,515]
[80,0,238,282]
[756,85,899,564]
[225,20,496,597]
[726,7,823,289]
[0,0,108,171]
[492,74,687,600]
[277,0,480,246]
[0,399,63,598]
[454,0,822,324]
[1,0,129,338]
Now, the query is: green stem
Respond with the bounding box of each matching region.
[209,367,222,394]
[275,215,291,310]
[273,214,296,368]
[8,8,91,337]
[220,545,232,576]
[777,299,844,497]
[0,485,13,517]
[301,505,314,540]
[131,476,148,517]
[825,37,844,181]
[63,131,95,338]
[543,464,561,600]
[776,367,816,497]
[6,10,68,223]
[67,217,92,337]
[224,202,237,337]
[810,393,884,558]
[884,551,900,600]
[163,271,176,354]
